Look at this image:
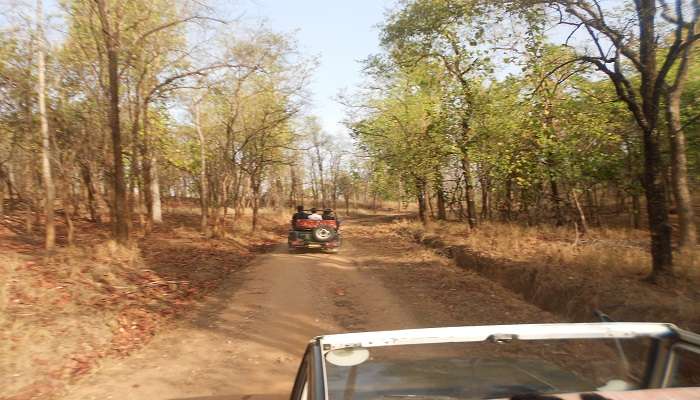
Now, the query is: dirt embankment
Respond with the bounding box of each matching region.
[0,210,284,400]
[393,221,700,332]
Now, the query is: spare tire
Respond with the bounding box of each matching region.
[312,226,337,242]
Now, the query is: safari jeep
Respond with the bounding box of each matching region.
[288,219,341,252]
[290,322,700,400]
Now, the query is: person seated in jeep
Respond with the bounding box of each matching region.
[322,208,340,228]
[308,207,323,221]
[292,205,308,226]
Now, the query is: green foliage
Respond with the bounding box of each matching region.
[350,61,455,197]
[349,0,655,223]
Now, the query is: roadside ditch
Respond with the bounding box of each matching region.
[397,227,700,332]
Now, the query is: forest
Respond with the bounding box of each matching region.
[0,0,698,283]
[1,0,700,398]
[346,0,700,281]
[0,0,368,243]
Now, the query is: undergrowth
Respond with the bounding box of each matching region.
[388,217,700,332]
[393,219,699,284]
[0,208,286,400]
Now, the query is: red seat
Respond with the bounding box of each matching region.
[293,219,337,230]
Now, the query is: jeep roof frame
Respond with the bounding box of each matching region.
[316,322,678,351]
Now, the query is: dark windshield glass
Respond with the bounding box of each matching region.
[325,339,652,400]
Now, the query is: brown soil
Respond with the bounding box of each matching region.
[40,214,619,400]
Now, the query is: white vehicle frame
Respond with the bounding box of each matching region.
[290,322,700,400]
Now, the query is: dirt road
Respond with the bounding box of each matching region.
[63,216,560,400]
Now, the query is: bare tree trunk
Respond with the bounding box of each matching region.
[313,134,326,207]
[631,194,641,229]
[212,177,227,238]
[37,0,55,251]
[636,0,673,280]
[436,188,446,220]
[309,165,319,207]
[461,155,477,228]
[289,165,298,207]
[435,170,447,221]
[150,157,162,222]
[129,96,143,230]
[231,168,244,221]
[140,104,162,230]
[81,163,100,222]
[22,53,35,235]
[480,175,490,220]
[572,189,588,236]
[36,0,56,251]
[141,126,153,232]
[642,127,674,279]
[549,176,564,226]
[7,164,17,211]
[427,187,434,219]
[234,174,246,221]
[194,102,208,235]
[665,75,697,249]
[397,178,403,212]
[416,178,428,226]
[331,181,338,211]
[61,186,75,246]
[250,174,261,231]
[96,0,129,244]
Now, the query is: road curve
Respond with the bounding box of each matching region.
[63,215,565,400]
[63,234,419,400]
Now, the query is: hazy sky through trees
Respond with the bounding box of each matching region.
[239,0,396,140]
[14,0,626,140]
[19,0,394,140]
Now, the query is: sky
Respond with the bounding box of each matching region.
[16,0,613,137]
[238,0,397,138]
[14,0,619,137]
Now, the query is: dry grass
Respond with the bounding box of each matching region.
[387,217,700,331]
[394,219,699,283]
[0,207,287,399]
[0,244,147,398]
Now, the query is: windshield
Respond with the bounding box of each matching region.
[324,338,653,400]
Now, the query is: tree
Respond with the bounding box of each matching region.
[662,1,699,248]
[1,0,325,252]
[381,0,503,228]
[348,60,453,225]
[193,99,209,234]
[94,0,129,244]
[36,0,55,250]
[306,117,328,207]
[503,0,700,280]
